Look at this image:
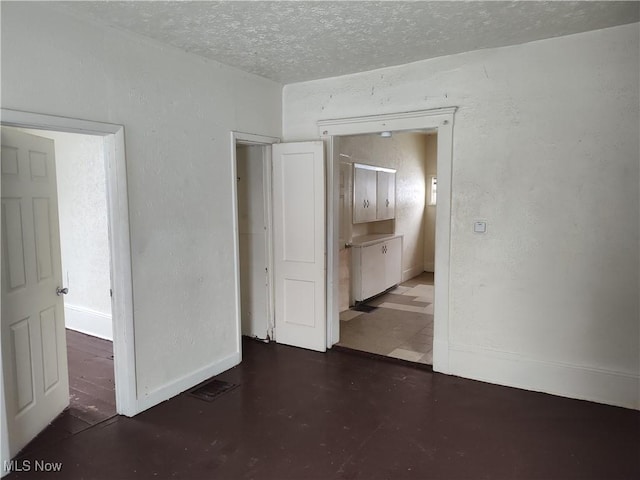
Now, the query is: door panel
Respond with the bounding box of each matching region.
[361,243,385,300]
[272,141,326,352]
[376,171,396,220]
[1,128,69,457]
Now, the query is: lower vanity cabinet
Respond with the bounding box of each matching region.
[351,235,402,302]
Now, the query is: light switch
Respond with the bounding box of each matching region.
[473,221,487,233]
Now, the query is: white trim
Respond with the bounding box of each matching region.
[262,148,276,340]
[134,352,241,413]
[0,109,138,418]
[326,136,340,347]
[318,108,457,374]
[449,343,640,410]
[402,265,425,283]
[64,304,113,341]
[230,132,280,350]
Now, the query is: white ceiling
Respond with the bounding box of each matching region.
[54,1,639,84]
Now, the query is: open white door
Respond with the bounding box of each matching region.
[272,141,326,352]
[1,128,69,457]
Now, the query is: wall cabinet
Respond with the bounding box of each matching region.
[376,170,396,220]
[353,163,396,223]
[353,165,377,223]
[351,235,402,302]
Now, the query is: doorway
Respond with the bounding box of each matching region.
[234,142,273,341]
[320,107,456,374]
[1,109,136,461]
[20,128,117,427]
[333,131,437,365]
[231,133,279,350]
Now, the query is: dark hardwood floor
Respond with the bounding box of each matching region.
[7,337,639,479]
[16,330,116,458]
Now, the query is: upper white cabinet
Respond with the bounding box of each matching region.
[376,170,396,220]
[353,163,396,224]
[353,164,377,223]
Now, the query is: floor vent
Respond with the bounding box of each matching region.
[188,379,239,402]
[352,304,378,313]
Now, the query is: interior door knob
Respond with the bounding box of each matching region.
[56,287,69,296]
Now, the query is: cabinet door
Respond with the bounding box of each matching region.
[376,171,396,220]
[360,243,385,300]
[353,166,377,223]
[384,237,402,288]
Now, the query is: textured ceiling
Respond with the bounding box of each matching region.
[53,1,639,84]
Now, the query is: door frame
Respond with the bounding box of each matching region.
[0,109,137,417]
[230,132,280,353]
[318,107,456,374]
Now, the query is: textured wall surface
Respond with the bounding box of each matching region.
[22,130,112,319]
[284,24,640,407]
[1,3,282,401]
[340,132,429,280]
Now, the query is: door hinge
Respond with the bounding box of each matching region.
[110,289,113,297]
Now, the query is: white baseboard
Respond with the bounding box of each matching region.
[402,265,425,282]
[64,304,113,341]
[135,351,241,414]
[423,262,434,273]
[448,343,639,410]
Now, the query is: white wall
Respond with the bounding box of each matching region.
[284,24,640,409]
[22,129,113,340]
[340,132,429,281]
[1,3,282,408]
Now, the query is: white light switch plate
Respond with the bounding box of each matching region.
[474,221,487,233]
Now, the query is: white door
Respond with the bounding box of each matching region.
[272,141,326,352]
[1,128,70,457]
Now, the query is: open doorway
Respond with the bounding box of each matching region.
[22,128,117,426]
[333,131,437,365]
[2,126,116,453]
[235,143,272,341]
[1,109,135,462]
[231,132,279,351]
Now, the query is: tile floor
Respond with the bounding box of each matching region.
[338,271,434,364]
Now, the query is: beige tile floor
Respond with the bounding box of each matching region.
[338,272,434,365]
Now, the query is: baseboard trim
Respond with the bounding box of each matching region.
[64,304,113,341]
[402,265,425,282]
[448,343,639,410]
[134,351,241,414]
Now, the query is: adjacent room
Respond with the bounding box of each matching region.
[336,131,438,365]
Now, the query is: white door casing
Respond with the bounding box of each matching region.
[318,107,456,371]
[272,141,326,352]
[1,128,70,457]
